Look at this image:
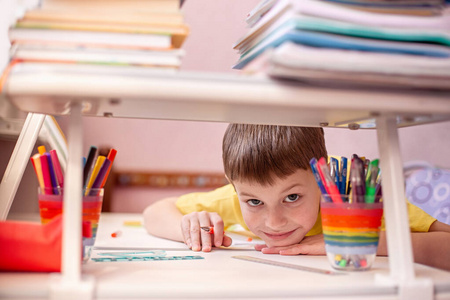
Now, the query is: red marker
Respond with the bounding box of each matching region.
[100,148,117,188]
[201,226,215,234]
[200,226,225,235]
[317,157,343,203]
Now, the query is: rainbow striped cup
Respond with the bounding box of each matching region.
[321,195,383,271]
[38,187,104,261]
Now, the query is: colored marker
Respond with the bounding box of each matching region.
[38,145,46,155]
[365,159,379,203]
[200,226,225,235]
[100,148,117,188]
[40,153,53,195]
[50,150,64,188]
[317,157,343,203]
[351,158,365,203]
[85,155,105,195]
[83,146,97,187]
[339,156,348,195]
[330,157,340,192]
[31,154,45,192]
[45,152,59,194]
[309,158,327,196]
[201,226,215,234]
[89,158,111,195]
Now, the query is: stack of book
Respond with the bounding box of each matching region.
[6,0,188,73]
[233,0,450,90]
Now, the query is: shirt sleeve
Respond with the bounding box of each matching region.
[176,184,249,230]
[381,201,436,232]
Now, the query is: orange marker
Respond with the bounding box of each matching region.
[38,145,47,155]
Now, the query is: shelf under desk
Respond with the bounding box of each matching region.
[2,65,450,299]
[4,64,450,128]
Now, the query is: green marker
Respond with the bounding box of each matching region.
[365,159,379,203]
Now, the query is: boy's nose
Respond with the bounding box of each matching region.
[265,209,288,229]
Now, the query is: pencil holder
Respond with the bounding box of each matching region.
[38,187,104,260]
[320,195,383,271]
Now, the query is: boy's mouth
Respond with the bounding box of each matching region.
[263,230,295,241]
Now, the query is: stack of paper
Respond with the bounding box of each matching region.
[6,0,188,72]
[233,0,450,90]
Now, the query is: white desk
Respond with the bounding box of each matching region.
[2,213,450,300]
[1,65,450,299]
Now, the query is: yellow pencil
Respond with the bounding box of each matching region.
[85,155,105,195]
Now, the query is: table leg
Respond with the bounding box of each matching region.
[0,113,45,220]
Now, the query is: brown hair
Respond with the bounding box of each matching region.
[223,124,327,186]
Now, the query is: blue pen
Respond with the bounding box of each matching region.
[339,157,348,195]
[309,158,327,196]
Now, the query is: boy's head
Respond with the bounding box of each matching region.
[222,124,327,185]
[222,124,328,248]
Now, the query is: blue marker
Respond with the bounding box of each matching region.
[309,158,327,196]
[339,157,348,195]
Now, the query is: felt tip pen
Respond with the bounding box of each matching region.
[365,159,379,203]
[351,158,365,203]
[201,226,215,234]
[339,156,348,196]
[330,157,340,191]
[317,157,343,203]
[200,226,225,235]
[309,158,327,196]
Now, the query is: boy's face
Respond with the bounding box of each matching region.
[233,169,320,248]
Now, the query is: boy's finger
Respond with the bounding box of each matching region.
[222,235,233,247]
[200,228,212,252]
[197,213,213,251]
[254,244,268,251]
[189,223,202,251]
[261,247,282,254]
[209,214,225,247]
[181,220,192,248]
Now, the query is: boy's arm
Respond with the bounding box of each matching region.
[143,197,184,242]
[143,196,233,251]
[377,221,450,271]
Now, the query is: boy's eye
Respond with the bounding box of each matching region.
[284,194,299,202]
[247,199,263,206]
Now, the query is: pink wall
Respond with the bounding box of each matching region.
[81,0,262,212]
[78,0,450,213]
[2,1,449,215]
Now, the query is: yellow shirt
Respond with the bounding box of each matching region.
[176,184,436,235]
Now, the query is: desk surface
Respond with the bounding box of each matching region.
[1,213,450,299]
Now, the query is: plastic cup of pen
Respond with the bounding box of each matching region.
[320,194,383,271]
[38,187,104,260]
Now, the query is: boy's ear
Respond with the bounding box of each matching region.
[224,174,231,184]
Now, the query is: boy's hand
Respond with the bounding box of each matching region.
[254,234,326,255]
[181,211,232,252]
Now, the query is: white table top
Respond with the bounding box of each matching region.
[4,64,450,129]
[2,213,450,299]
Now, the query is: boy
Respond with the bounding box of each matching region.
[143,124,450,270]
